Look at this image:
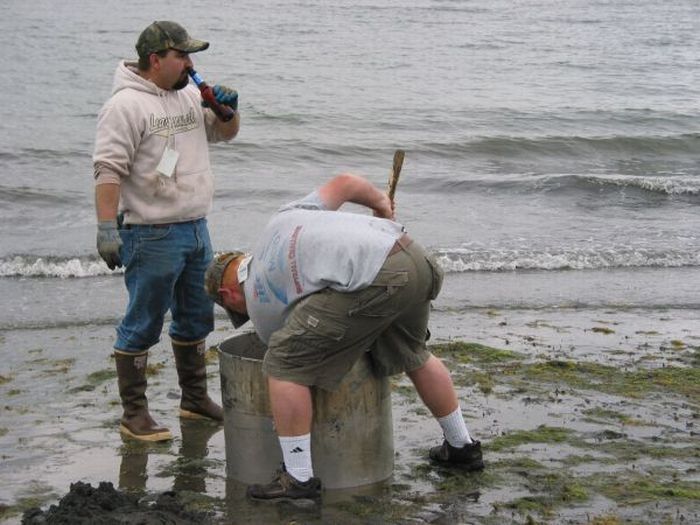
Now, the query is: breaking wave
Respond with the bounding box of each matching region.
[3,245,698,280]
[0,256,116,278]
[437,246,700,272]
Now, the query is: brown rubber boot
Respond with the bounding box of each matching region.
[172,339,223,422]
[114,351,172,442]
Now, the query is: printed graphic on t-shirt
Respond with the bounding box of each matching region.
[149,109,199,137]
[257,231,289,306]
[266,243,288,305]
[288,225,303,294]
[253,276,270,303]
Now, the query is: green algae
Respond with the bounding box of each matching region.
[433,340,698,402]
[488,425,573,452]
[204,346,219,365]
[594,439,699,462]
[67,368,117,393]
[146,361,166,376]
[515,359,700,400]
[332,493,418,523]
[491,471,590,521]
[589,516,623,525]
[591,474,700,504]
[560,454,616,467]
[431,341,526,364]
[33,358,76,376]
[87,368,116,384]
[391,383,417,400]
[492,456,546,471]
[0,481,58,522]
[591,326,615,334]
[471,371,496,394]
[582,407,646,426]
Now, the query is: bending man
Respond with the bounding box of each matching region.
[205,173,483,500]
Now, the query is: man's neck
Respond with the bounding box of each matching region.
[137,68,168,90]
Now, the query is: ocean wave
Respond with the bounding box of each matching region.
[4,245,698,279]
[0,256,116,278]
[0,185,84,205]
[417,133,700,160]
[436,247,700,272]
[0,147,87,163]
[517,173,699,196]
[427,173,700,197]
[583,174,700,196]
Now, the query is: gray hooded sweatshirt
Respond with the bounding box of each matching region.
[93,60,228,225]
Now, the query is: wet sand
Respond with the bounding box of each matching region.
[1,302,698,524]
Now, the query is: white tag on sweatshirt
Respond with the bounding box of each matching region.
[156,147,179,178]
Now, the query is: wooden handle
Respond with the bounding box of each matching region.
[387,149,405,201]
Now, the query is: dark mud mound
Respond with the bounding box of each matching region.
[21,481,212,524]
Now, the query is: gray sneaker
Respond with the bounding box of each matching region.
[247,467,322,501]
[429,439,485,471]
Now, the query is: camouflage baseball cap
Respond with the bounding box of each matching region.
[204,251,250,328]
[136,21,209,58]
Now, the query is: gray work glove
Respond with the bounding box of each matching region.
[97,220,123,270]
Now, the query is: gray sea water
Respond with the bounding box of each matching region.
[1,0,699,330]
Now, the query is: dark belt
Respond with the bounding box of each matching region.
[388,233,413,256]
[124,219,198,229]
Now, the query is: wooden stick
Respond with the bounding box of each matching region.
[387,149,405,202]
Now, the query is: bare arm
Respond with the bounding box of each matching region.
[95,183,120,222]
[317,173,394,218]
[213,110,240,141]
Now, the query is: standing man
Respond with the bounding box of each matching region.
[93,21,240,442]
[205,173,484,501]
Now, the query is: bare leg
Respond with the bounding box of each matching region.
[247,375,320,497]
[267,376,313,436]
[407,354,459,418]
[409,355,483,469]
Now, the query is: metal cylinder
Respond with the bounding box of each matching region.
[218,331,394,489]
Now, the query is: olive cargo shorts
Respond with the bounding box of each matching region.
[263,240,444,391]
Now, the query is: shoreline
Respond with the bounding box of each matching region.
[1,305,698,524]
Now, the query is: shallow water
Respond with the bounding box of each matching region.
[1,300,698,524]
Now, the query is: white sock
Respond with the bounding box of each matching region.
[437,407,473,447]
[279,433,313,482]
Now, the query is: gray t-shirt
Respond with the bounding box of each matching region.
[244,190,405,343]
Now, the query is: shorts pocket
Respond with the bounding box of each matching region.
[348,270,408,317]
[425,254,444,300]
[271,299,347,367]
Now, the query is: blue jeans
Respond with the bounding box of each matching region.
[115,219,214,352]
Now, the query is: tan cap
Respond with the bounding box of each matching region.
[204,251,249,328]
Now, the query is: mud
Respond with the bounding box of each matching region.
[21,481,211,524]
[1,307,699,524]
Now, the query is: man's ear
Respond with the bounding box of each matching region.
[218,286,233,304]
[149,52,161,71]
[230,286,245,308]
[219,284,244,309]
